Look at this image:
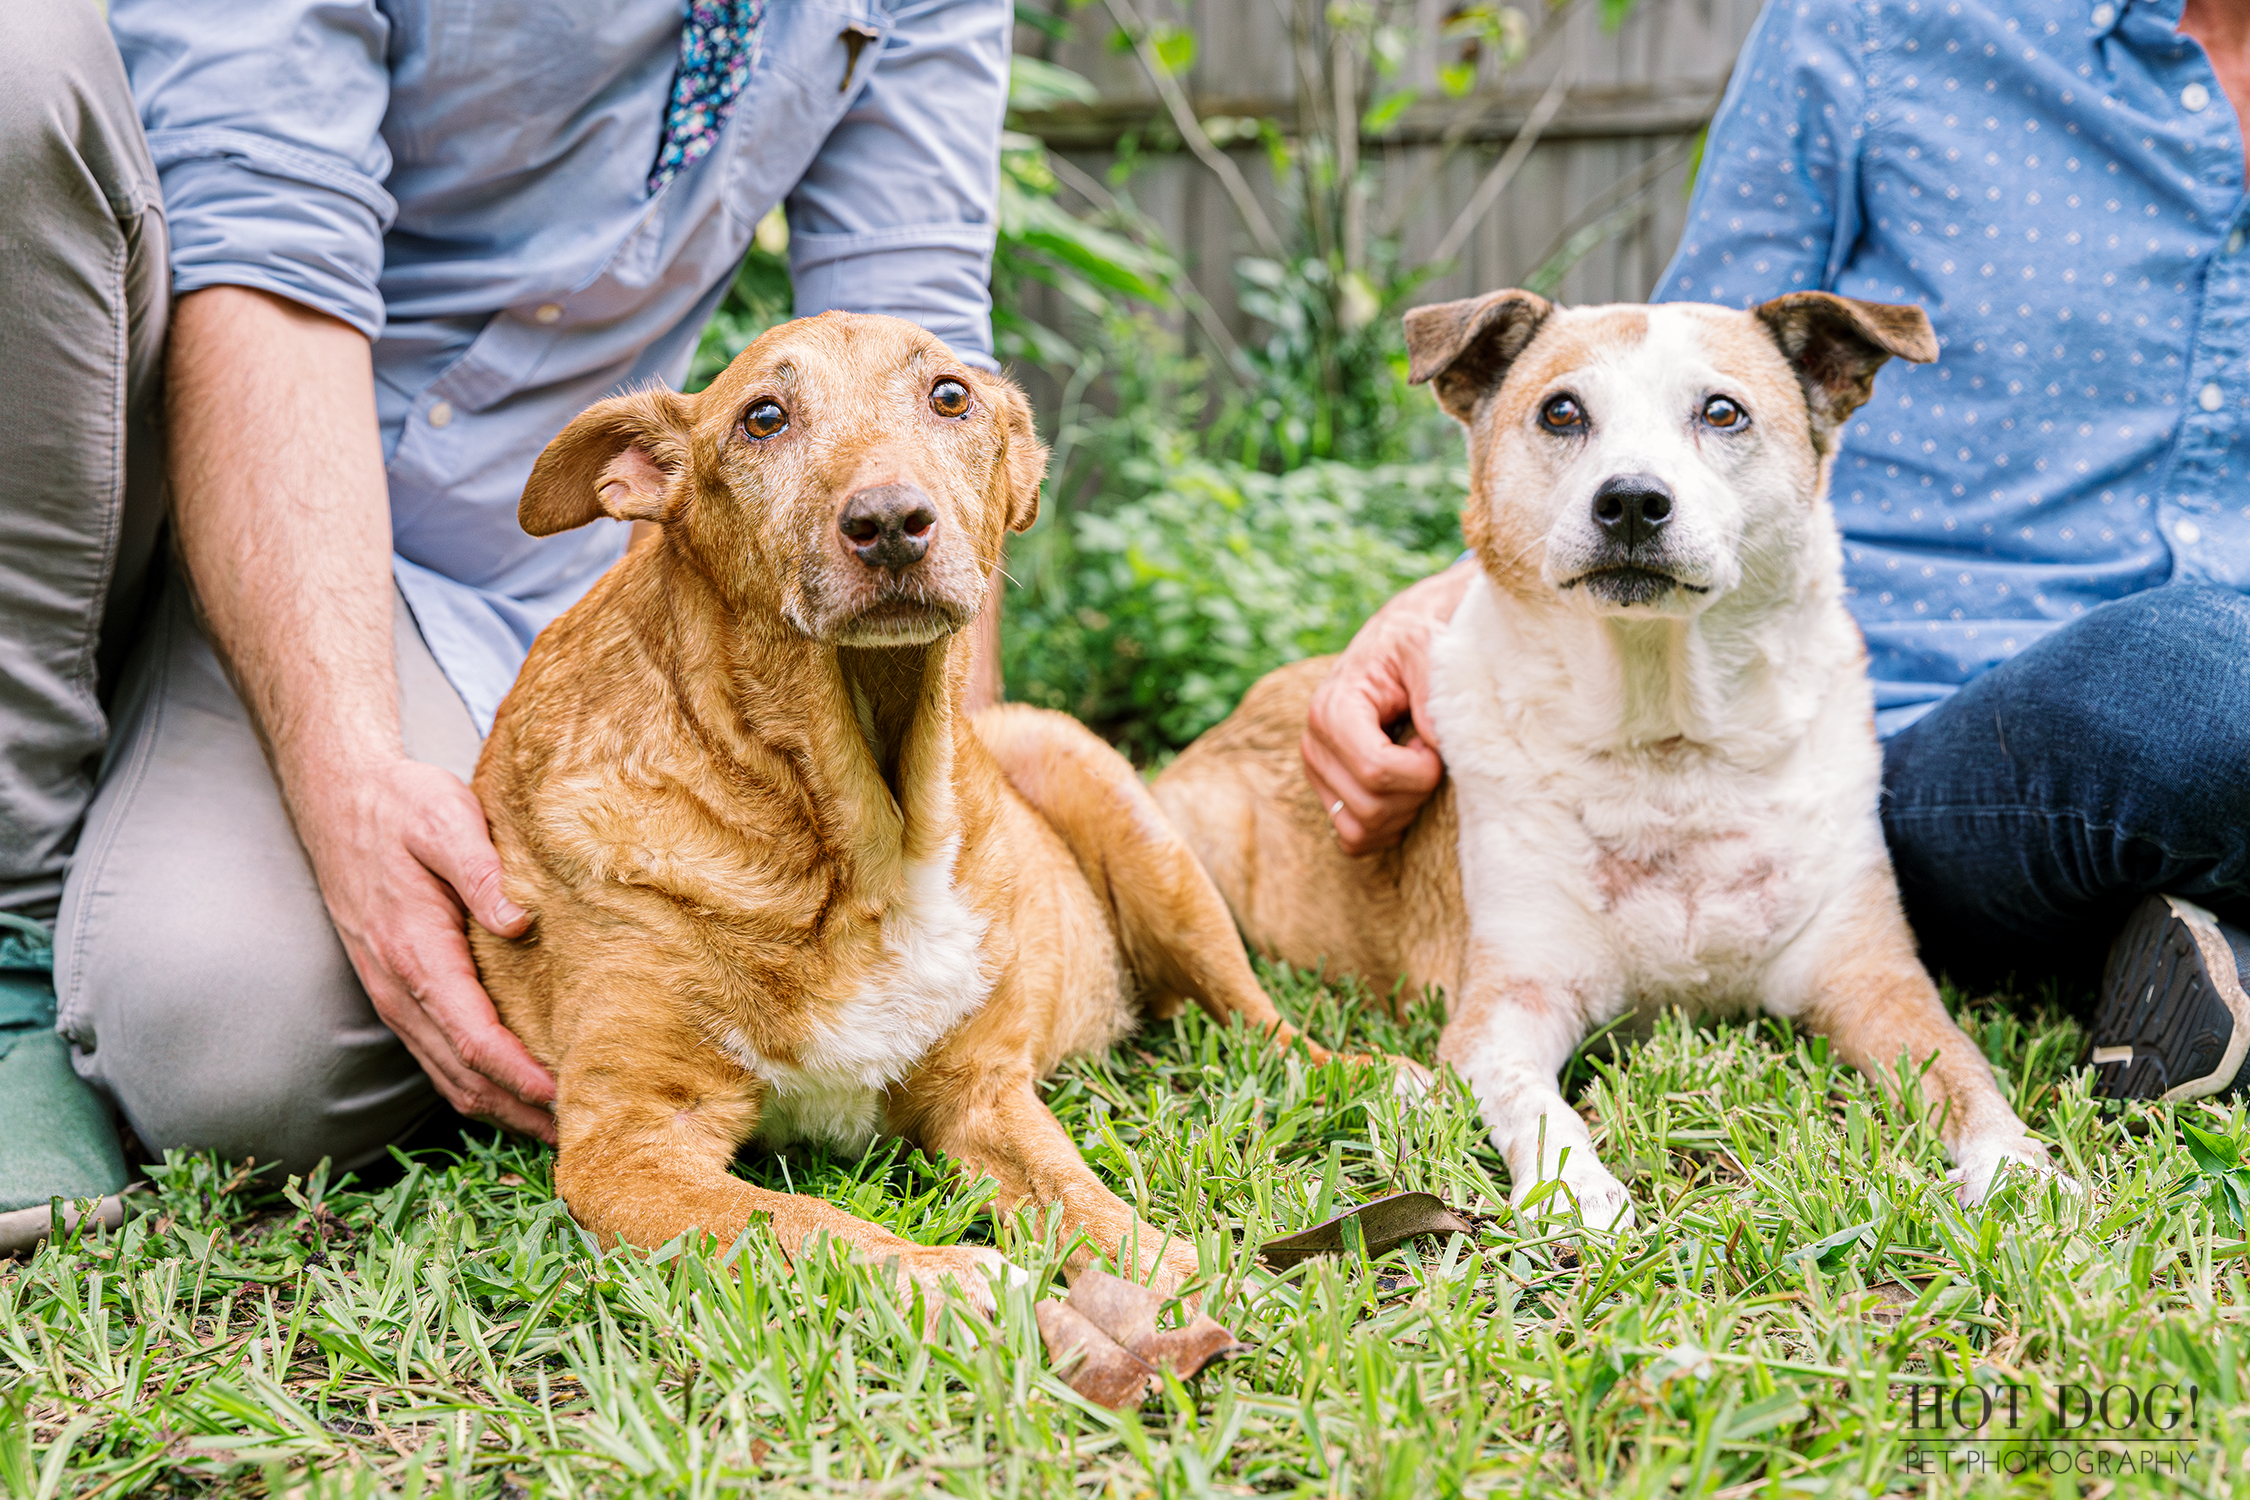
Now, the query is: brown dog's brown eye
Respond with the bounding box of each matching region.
[1702,395,1745,429]
[741,399,787,439]
[1539,393,1585,432]
[930,379,970,418]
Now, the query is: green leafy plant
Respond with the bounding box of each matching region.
[1005,452,1465,757]
[2174,1116,2250,1226]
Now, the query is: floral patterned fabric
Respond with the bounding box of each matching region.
[648,0,767,194]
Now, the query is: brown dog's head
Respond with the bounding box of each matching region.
[519,312,1046,645]
[1403,290,1935,615]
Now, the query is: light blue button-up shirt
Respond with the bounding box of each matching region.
[1659,0,2247,734]
[111,0,1009,730]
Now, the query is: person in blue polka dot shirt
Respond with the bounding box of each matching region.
[1306,0,2250,1104]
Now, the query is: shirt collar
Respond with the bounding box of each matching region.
[2093,0,2187,39]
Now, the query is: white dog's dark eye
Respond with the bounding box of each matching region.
[741,399,788,439]
[1702,395,1746,429]
[930,379,971,418]
[1539,393,1585,432]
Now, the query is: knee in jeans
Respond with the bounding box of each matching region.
[2027,584,2250,802]
[2071,582,2250,665]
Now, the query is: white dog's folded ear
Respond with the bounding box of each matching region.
[1754,293,1938,449]
[520,387,693,537]
[1403,289,1554,423]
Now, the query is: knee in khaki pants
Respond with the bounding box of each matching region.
[55,575,479,1174]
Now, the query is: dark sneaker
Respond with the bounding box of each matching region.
[2090,895,2250,1102]
[0,913,130,1250]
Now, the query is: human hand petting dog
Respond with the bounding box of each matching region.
[166,286,558,1144]
[1301,558,1473,853]
[297,757,557,1143]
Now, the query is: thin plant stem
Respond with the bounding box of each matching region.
[1429,70,1573,268]
[1103,0,1288,261]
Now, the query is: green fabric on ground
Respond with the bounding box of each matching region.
[0,912,128,1211]
[0,1030,129,1211]
[0,911,59,1043]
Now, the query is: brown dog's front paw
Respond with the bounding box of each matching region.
[1153,1243,1202,1300]
[887,1243,1019,1325]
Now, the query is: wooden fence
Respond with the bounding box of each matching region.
[1009,0,1765,348]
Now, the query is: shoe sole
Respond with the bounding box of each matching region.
[2091,895,2250,1102]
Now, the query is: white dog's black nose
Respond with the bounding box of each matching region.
[1591,473,1673,548]
[840,483,937,570]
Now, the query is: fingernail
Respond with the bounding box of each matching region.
[497,899,528,926]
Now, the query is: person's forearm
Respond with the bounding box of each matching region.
[165,285,556,1135]
[166,287,401,800]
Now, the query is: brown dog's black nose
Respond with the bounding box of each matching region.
[839,483,937,570]
[1592,472,1673,548]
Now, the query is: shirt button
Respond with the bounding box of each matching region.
[2200,382,2224,411]
[428,400,455,428]
[535,303,563,324]
[2176,518,2203,545]
[2231,229,2246,254]
[2091,2,2114,23]
[2183,82,2212,112]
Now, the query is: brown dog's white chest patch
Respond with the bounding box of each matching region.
[722,835,995,1150]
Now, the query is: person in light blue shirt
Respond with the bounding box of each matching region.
[0,0,1010,1229]
[1304,0,2250,1106]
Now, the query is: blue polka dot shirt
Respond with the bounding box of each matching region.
[1658,0,2248,735]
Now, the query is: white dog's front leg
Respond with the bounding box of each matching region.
[1776,871,2082,1209]
[1440,978,1634,1231]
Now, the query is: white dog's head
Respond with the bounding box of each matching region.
[1404,292,1935,616]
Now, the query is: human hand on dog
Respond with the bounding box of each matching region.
[301,757,558,1142]
[1302,558,1474,853]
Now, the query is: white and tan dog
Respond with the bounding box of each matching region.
[1156,290,2064,1228]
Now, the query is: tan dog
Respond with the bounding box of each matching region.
[1155,290,2067,1229]
[472,312,1357,1305]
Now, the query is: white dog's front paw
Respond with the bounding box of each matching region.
[1515,1165,1636,1233]
[1948,1135,2080,1207]
[1388,1056,1437,1100]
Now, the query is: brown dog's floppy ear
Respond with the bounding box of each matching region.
[1404,289,1554,423]
[1754,292,1938,450]
[986,376,1048,534]
[519,387,693,537]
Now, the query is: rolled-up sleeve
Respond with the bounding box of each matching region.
[1656,0,1869,309]
[111,0,396,338]
[787,0,1007,369]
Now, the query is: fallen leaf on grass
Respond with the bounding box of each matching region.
[1036,1268,1245,1409]
[1257,1191,1475,1268]
[1037,1300,1159,1409]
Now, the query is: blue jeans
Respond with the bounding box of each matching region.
[1881,582,2250,998]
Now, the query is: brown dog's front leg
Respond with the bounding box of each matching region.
[556,1040,1013,1313]
[976,706,1421,1080]
[899,1071,1200,1294]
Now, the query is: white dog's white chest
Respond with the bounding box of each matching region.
[1573,802,1803,1002]
[725,841,994,1151]
[1429,574,1875,1015]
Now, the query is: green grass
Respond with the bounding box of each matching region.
[6,965,2248,1498]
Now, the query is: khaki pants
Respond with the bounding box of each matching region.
[7,1,479,1174]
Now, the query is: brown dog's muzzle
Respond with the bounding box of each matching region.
[839,483,937,572]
